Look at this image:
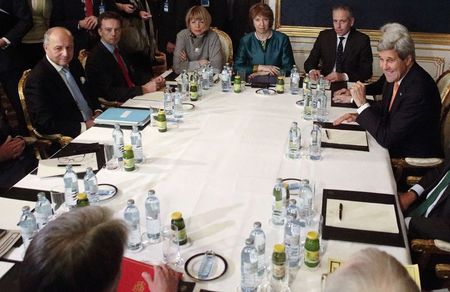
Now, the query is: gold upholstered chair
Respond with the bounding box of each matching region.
[211,27,233,65]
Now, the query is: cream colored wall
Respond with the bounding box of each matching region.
[267,0,450,80]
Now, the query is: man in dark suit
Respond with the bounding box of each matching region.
[50,0,116,54]
[85,12,164,102]
[0,0,32,135]
[0,110,36,193]
[24,27,101,138]
[304,4,372,83]
[153,0,193,67]
[399,160,450,242]
[334,23,441,159]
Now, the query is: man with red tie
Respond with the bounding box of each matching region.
[86,11,164,102]
[50,0,117,54]
[334,23,441,159]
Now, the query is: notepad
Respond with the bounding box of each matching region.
[94,108,151,126]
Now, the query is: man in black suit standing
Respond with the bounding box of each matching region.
[0,0,32,135]
[50,0,116,54]
[399,160,450,242]
[304,4,372,82]
[86,12,164,102]
[24,27,101,138]
[334,23,441,159]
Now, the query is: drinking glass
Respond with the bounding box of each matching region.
[161,225,183,267]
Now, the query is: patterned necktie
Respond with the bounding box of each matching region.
[61,68,93,121]
[408,170,450,217]
[113,47,134,88]
[388,82,399,112]
[85,0,94,17]
[335,36,345,73]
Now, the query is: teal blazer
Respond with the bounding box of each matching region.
[234,30,295,76]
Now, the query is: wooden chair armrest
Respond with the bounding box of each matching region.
[436,264,450,279]
[412,239,450,255]
[405,157,444,167]
[98,97,122,108]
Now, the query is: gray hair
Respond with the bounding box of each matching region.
[20,206,128,292]
[377,23,415,60]
[325,248,419,292]
[43,27,73,46]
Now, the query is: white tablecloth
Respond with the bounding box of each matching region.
[9,84,409,291]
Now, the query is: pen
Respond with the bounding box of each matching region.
[339,203,343,221]
[325,129,330,139]
[57,164,82,167]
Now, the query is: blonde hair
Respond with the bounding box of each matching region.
[185,6,212,29]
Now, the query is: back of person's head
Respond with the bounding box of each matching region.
[249,3,274,28]
[325,248,419,292]
[378,22,415,60]
[185,5,212,29]
[20,206,128,292]
[98,11,123,28]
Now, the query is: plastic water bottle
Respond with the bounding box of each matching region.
[309,124,322,160]
[201,64,211,90]
[124,199,142,250]
[35,192,52,230]
[83,167,99,204]
[287,122,301,159]
[99,0,105,14]
[180,69,189,93]
[303,73,311,95]
[303,90,313,120]
[221,66,231,92]
[290,65,300,94]
[198,250,216,279]
[241,238,258,292]
[315,89,328,122]
[173,88,184,120]
[272,178,286,225]
[145,190,161,243]
[285,199,301,268]
[249,222,266,279]
[63,164,78,209]
[17,206,37,249]
[225,62,233,77]
[112,123,124,161]
[130,125,144,163]
[163,85,173,116]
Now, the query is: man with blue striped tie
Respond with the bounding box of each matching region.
[25,27,101,138]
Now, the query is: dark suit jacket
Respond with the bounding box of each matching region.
[85,41,143,102]
[50,0,116,51]
[304,28,373,82]
[154,0,192,51]
[0,0,32,73]
[408,163,450,242]
[356,62,442,158]
[24,57,100,137]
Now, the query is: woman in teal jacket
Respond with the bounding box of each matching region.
[234,3,295,79]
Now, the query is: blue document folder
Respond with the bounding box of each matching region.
[94,108,151,126]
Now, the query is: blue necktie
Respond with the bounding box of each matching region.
[61,67,92,121]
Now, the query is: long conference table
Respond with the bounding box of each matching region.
[0,82,410,291]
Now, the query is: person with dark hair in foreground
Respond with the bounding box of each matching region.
[20,206,181,292]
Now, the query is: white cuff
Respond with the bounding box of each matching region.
[404,217,411,229]
[356,103,370,114]
[1,37,10,49]
[80,122,87,133]
[343,73,349,81]
[410,184,425,197]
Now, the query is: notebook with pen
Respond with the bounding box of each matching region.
[94,108,151,127]
[315,122,369,152]
[321,189,405,247]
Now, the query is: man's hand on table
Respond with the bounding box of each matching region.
[333,88,352,103]
[399,191,417,212]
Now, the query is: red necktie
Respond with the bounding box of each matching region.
[85,0,94,17]
[388,82,399,111]
[113,48,134,88]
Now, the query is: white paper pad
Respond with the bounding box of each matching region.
[0,261,14,279]
[37,152,98,177]
[326,199,399,234]
[322,128,368,147]
[133,91,164,101]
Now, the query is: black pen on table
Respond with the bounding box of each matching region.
[339,203,343,221]
[57,164,82,167]
[325,129,330,139]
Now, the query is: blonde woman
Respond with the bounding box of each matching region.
[173,5,223,74]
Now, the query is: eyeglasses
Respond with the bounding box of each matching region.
[57,153,94,164]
